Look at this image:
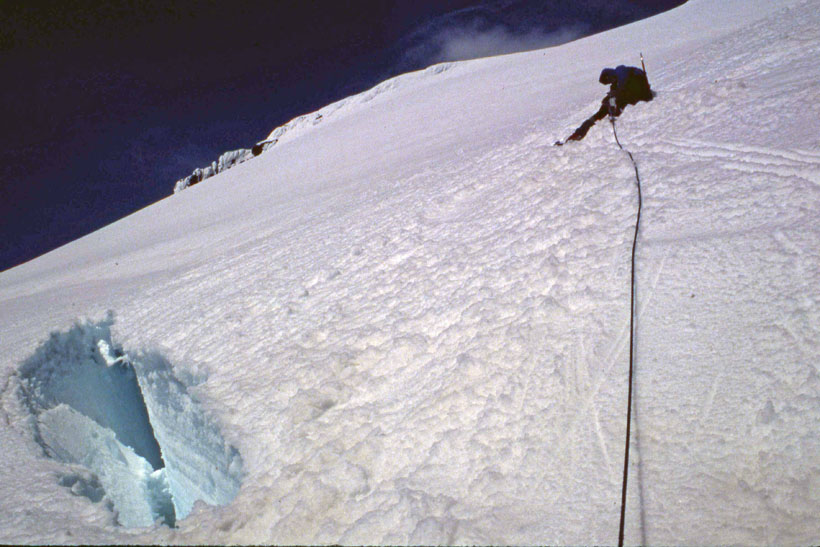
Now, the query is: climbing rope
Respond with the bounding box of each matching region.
[610,116,642,547]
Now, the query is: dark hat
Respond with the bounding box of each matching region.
[599,68,616,85]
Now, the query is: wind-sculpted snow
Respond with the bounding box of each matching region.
[1,0,818,544]
[174,148,256,193]
[15,315,242,529]
[173,63,454,193]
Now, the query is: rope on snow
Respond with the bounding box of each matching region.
[610,115,642,547]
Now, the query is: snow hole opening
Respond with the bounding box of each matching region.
[17,315,242,529]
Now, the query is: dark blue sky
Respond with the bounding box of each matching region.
[0,1,684,272]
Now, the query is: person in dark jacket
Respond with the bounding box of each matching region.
[556,65,653,145]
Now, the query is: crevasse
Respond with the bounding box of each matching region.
[18,316,241,528]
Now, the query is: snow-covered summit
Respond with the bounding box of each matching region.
[2,0,819,544]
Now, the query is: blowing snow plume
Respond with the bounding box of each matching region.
[399,12,585,68]
[431,23,584,62]
[16,315,242,528]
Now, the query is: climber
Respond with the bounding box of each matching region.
[555,65,653,145]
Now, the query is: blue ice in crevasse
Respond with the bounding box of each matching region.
[17,315,242,528]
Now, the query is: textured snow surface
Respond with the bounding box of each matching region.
[1,0,819,544]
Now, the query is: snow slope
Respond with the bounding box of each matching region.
[2,0,819,544]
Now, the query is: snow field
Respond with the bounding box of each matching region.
[0,0,818,544]
[214,142,640,544]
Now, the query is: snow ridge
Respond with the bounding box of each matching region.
[173,62,454,193]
